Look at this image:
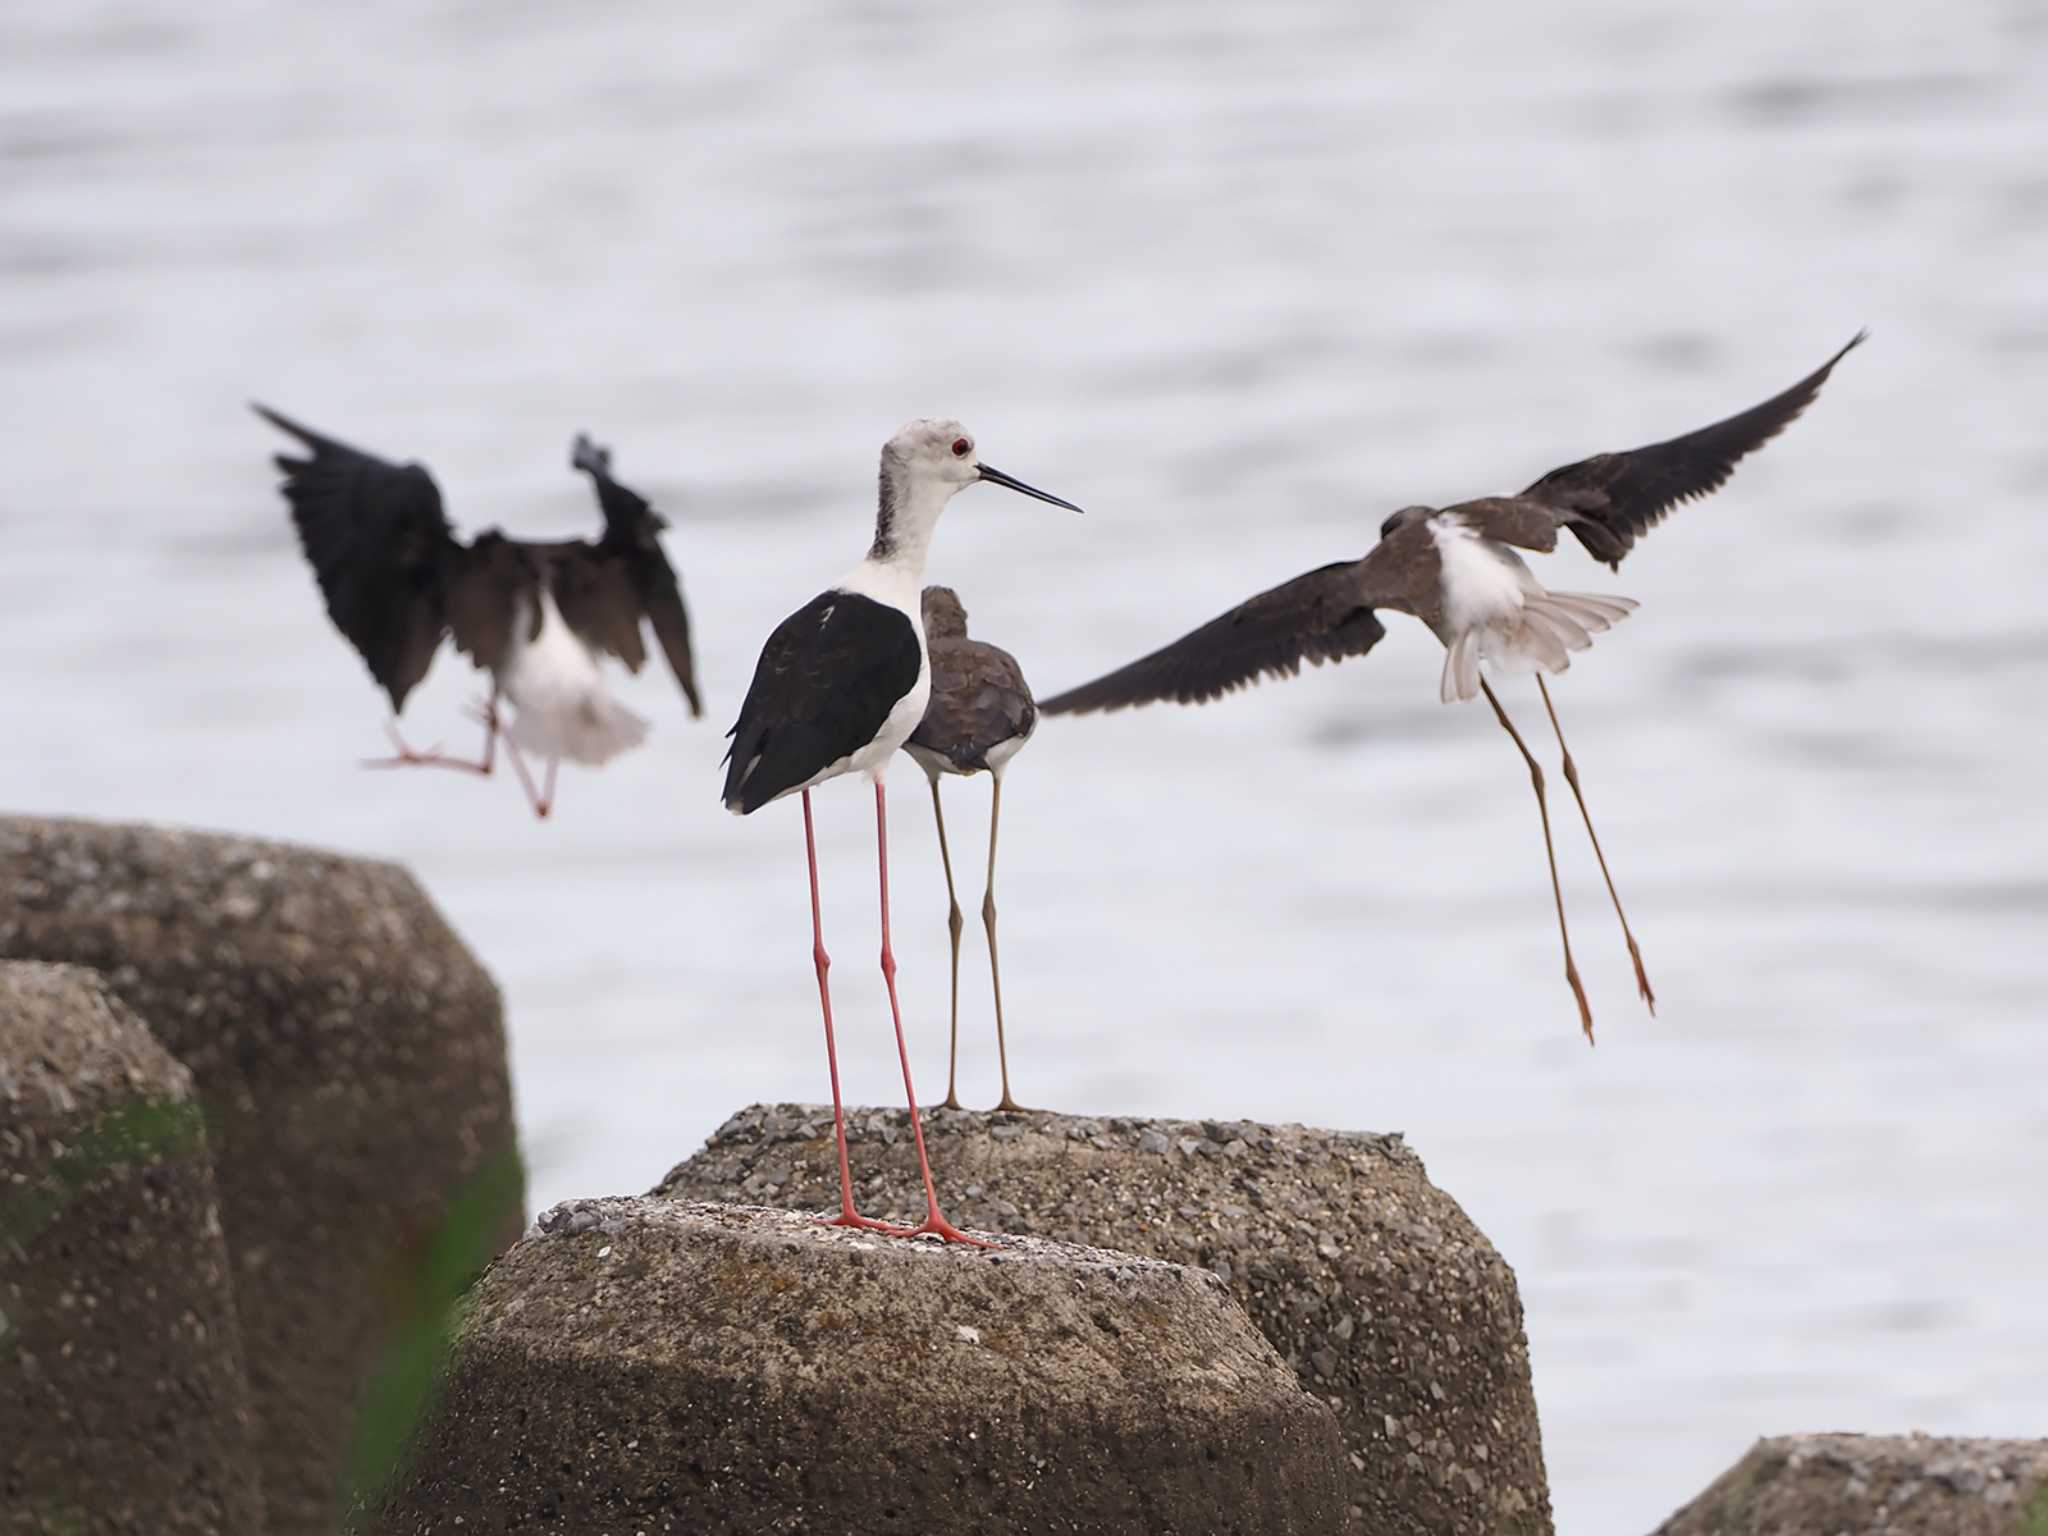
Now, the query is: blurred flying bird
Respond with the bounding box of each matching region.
[1040,333,1865,1040]
[256,406,701,817]
[723,421,1081,1245]
[902,586,1040,1113]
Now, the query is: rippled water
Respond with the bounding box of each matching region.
[5,3,2046,1531]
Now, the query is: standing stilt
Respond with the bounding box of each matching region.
[1480,680,1594,1043]
[927,774,967,1109]
[984,770,1033,1113]
[1536,676,1655,1012]
[874,779,988,1246]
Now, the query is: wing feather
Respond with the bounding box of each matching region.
[254,403,458,711]
[1520,332,1865,568]
[1037,560,1388,716]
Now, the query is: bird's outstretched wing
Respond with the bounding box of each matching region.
[722,592,924,814]
[254,403,460,711]
[1037,560,1388,716]
[557,434,702,716]
[1517,331,1865,568]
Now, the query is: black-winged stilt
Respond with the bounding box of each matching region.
[1040,334,1863,1040]
[722,421,1080,1245]
[901,586,1040,1113]
[256,406,701,818]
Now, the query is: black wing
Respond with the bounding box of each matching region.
[722,592,923,814]
[254,403,459,711]
[908,640,1036,769]
[1520,331,1865,568]
[561,434,702,717]
[1037,560,1387,716]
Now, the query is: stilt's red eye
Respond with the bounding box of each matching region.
[951,437,971,457]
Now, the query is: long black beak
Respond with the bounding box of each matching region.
[977,463,1084,514]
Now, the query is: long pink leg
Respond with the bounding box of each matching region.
[803,791,895,1233]
[874,778,989,1247]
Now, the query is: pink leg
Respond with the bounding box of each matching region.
[500,736,557,820]
[874,778,989,1247]
[803,791,896,1234]
[361,695,497,776]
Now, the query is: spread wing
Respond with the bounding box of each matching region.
[908,640,1037,769]
[560,434,702,717]
[1520,331,1865,568]
[255,403,459,712]
[722,592,923,814]
[442,531,529,675]
[1037,560,1389,716]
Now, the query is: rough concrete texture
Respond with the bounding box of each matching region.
[1651,1434,2048,1536]
[0,961,260,1534]
[363,1197,1348,1535]
[657,1105,1551,1536]
[0,816,524,1536]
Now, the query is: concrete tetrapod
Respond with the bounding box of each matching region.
[0,817,524,1536]
[660,1104,1552,1536]
[361,1198,1348,1535]
[0,961,260,1534]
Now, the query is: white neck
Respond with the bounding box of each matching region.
[841,464,956,611]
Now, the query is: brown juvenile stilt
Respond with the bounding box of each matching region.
[1536,675,1655,1012]
[1038,335,1865,1038]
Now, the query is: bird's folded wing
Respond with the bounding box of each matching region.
[253,403,458,712]
[722,594,923,812]
[1037,560,1387,716]
[1518,331,1865,568]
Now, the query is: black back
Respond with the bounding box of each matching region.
[723,592,923,814]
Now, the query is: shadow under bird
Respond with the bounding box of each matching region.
[1040,333,1865,1040]
[902,585,1039,1113]
[256,405,701,818]
[722,420,1082,1246]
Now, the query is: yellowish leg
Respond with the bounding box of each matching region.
[929,774,965,1110]
[1480,680,1594,1043]
[985,771,1036,1111]
[1536,675,1654,1013]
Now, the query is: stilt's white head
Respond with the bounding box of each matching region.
[870,419,1082,567]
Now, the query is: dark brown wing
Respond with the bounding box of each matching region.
[442,532,530,674]
[1433,496,1563,554]
[565,435,702,716]
[254,403,459,712]
[909,639,1036,768]
[1520,331,1865,568]
[1037,560,1388,716]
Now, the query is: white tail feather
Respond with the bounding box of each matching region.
[1443,589,1637,700]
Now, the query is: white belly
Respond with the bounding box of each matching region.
[499,590,649,765]
[1429,515,1534,640]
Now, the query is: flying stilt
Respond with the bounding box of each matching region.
[901,586,1040,1113]
[257,406,701,817]
[1040,334,1864,1040]
[722,422,1081,1245]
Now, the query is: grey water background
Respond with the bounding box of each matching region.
[4,1,2045,1529]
